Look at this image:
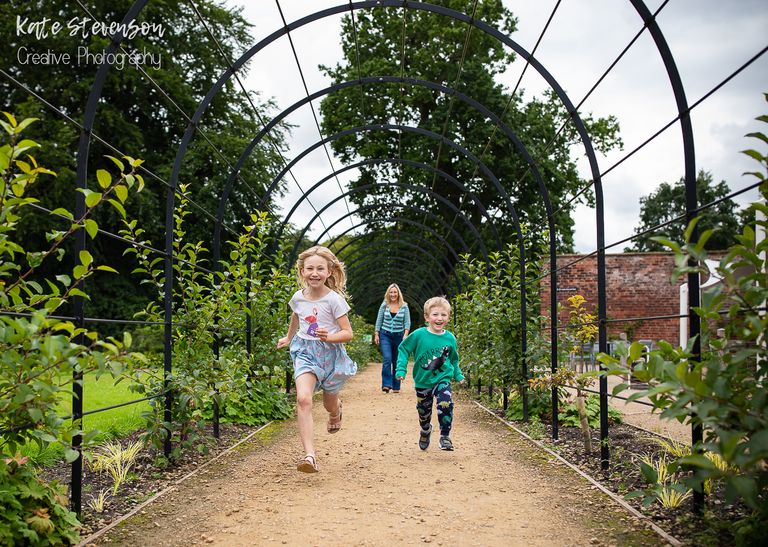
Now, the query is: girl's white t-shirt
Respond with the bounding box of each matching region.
[288,289,350,340]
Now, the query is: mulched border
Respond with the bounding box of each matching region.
[38,422,268,544]
[474,399,751,547]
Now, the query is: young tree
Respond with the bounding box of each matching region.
[319,1,622,256]
[625,170,742,252]
[1,1,290,327]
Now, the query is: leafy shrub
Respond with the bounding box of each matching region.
[0,113,145,461]
[0,113,148,543]
[123,191,296,458]
[505,387,552,421]
[346,313,378,367]
[0,455,80,546]
[601,96,768,545]
[560,394,623,428]
[204,378,293,426]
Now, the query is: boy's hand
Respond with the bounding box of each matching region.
[396,376,405,381]
[276,336,289,349]
[458,379,466,385]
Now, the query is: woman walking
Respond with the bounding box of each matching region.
[374,283,410,393]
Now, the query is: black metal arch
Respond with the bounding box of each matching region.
[273,157,502,252]
[346,256,445,306]
[288,180,490,259]
[339,239,454,284]
[346,256,447,304]
[68,0,704,506]
[330,229,466,296]
[291,202,475,272]
[218,75,549,225]
[319,216,466,298]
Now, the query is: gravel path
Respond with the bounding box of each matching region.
[93,364,663,546]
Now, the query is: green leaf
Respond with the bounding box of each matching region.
[85,191,102,208]
[95,265,118,273]
[729,476,759,508]
[15,117,39,132]
[639,461,658,485]
[1,111,18,127]
[27,407,44,422]
[741,149,766,162]
[679,453,717,470]
[114,184,128,203]
[79,250,93,268]
[96,169,112,189]
[26,251,44,268]
[84,219,98,239]
[105,155,125,171]
[51,207,74,220]
[55,274,72,286]
[108,199,126,218]
[69,288,89,299]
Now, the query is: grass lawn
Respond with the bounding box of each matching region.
[20,373,150,465]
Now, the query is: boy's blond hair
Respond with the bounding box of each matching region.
[423,296,451,317]
[296,245,347,297]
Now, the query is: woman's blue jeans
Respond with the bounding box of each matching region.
[380,330,403,391]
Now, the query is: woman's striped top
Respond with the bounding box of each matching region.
[374,302,411,334]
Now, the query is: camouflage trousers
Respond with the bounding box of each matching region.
[415,381,454,437]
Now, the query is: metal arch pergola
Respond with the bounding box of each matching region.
[11,0,751,515]
[73,0,684,510]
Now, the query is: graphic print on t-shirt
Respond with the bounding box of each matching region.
[304,307,319,337]
[419,346,450,374]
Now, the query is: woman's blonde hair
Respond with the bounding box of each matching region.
[296,245,347,297]
[383,283,405,306]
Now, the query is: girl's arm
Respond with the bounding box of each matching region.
[316,314,353,343]
[276,313,299,349]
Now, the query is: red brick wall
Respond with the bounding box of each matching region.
[539,253,689,344]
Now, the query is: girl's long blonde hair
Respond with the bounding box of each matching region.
[296,245,347,297]
[383,283,405,307]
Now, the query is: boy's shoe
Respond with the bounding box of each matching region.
[439,436,454,451]
[418,424,433,450]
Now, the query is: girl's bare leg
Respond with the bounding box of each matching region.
[295,372,318,456]
[323,390,341,417]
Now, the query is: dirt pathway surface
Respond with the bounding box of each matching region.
[93,364,663,546]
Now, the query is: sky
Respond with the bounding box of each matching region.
[226,0,768,253]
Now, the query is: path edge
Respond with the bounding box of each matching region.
[77,421,274,547]
[473,401,682,547]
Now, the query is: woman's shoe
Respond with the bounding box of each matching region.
[382,387,391,393]
[392,389,400,393]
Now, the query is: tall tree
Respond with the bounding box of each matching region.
[2,0,290,327]
[625,170,742,252]
[319,0,622,263]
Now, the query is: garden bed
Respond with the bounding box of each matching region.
[39,423,260,540]
[502,414,751,546]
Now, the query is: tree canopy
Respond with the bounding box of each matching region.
[2,0,290,327]
[319,1,622,267]
[625,170,742,252]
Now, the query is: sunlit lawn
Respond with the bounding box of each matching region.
[20,372,150,465]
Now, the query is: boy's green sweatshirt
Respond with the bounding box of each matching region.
[395,327,463,389]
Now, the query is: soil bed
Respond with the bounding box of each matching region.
[500,412,751,546]
[40,422,258,539]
